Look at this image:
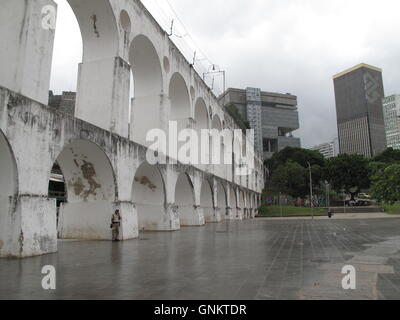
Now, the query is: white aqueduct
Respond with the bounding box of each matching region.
[0,0,264,258]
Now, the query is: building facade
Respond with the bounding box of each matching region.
[383,95,400,150]
[49,91,76,117]
[219,87,301,159]
[310,138,339,159]
[333,63,387,158]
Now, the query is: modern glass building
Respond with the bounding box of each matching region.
[383,95,400,150]
[333,63,387,158]
[219,87,301,159]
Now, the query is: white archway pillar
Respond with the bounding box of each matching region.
[75,57,130,138]
[0,0,56,105]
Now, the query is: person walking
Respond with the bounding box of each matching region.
[111,209,121,241]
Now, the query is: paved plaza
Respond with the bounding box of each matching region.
[1,216,400,300]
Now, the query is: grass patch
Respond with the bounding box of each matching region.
[382,203,400,215]
[257,205,326,217]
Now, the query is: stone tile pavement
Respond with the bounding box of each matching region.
[1,218,400,300]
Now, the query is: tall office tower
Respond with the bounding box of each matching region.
[333,63,387,158]
[383,95,400,150]
[219,87,300,159]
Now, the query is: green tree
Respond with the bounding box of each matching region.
[324,154,370,200]
[266,147,326,174]
[265,147,327,199]
[368,161,386,180]
[271,161,308,197]
[373,148,400,164]
[370,163,400,204]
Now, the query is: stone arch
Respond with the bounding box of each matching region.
[211,114,224,175]
[0,129,18,257]
[201,179,214,223]
[175,173,202,226]
[245,193,250,219]
[67,0,119,62]
[194,98,209,130]
[132,162,166,231]
[63,1,130,137]
[169,72,191,121]
[194,98,209,168]
[212,114,222,131]
[169,72,191,161]
[129,34,164,146]
[216,182,227,219]
[238,190,245,219]
[52,139,117,240]
[129,34,163,98]
[229,186,238,219]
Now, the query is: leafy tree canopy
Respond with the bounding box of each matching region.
[266,147,326,173]
[372,148,400,164]
[324,154,370,198]
[271,161,308,198]
[370,163,400,204]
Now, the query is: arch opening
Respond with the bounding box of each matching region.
[169,73,191,122]
[201,180,214,223]
[216,182,227,220]
[239,191,245,219]
[49,1,83,115]
[194,98,209,169]
[0,130,18,256]
[50,140,117,240]
[50,1,125,135]
[245,193,250,219]
[129,34,163,146]
[132,162,166,231]
[175,173,199,226]
[48,162,67,232]
[211,114,224,177]
[230,188,238,219]
[194,98,209,131]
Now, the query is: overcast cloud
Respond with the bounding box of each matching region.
[50,0,400,148]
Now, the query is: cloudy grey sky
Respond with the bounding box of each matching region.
[50,0,400,148]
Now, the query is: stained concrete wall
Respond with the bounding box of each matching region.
[0,0,264,258]
[133,163,169,231]
[59,201,113,240]
[55,140,117,240]
[0,130,18,257]
[0,0,56,105]
[175,173,204,227]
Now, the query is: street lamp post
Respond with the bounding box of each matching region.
[308,162,314,220]
[325,181,330,210]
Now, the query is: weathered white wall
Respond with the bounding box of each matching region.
[216,182,227,220]
[175,173,204,226]
[201,180,215,223]
[0,0,264,258]
[0,130,19,256]
[55,140,117,239]
[0,0,56,105]
[230,187,238,220]
[133,163,173,231]
[59,201,113,240]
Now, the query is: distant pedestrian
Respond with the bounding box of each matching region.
[111,209,121,241]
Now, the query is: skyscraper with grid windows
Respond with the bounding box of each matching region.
[383,95,400,150]
[333,63,387,158]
